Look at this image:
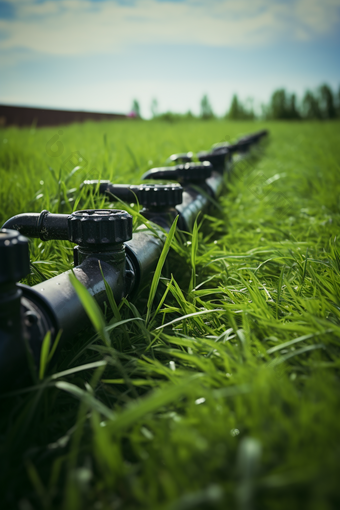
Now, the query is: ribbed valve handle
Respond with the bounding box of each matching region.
[68,209,132,247]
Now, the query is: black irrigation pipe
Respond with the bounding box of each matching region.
[0,130,268,389]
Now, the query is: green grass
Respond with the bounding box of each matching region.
[1,119,340,510]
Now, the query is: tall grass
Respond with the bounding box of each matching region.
[0,119,340,509]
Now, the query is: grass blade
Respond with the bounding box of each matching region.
[39,331,51,380]
[98,260,121,321]
[146,215,178,324]
[155,309,223,330]
[69,271,110,347]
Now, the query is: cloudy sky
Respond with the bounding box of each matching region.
[1,0,340,117]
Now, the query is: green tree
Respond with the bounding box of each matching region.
[269,89,288,119]
[131,99,141,118]
[227,94,255,120]
[302,90,321,119]
[318,84,336,119]
[289,94,300,119]
[150,98,158,118]
[200,94,214,119]
[268,89,300,119]
[228,95,242,119]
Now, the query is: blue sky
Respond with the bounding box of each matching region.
[0,0,339,117]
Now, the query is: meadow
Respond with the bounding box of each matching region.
[0,119,340,510]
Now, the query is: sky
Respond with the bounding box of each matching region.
[0,0,340,117]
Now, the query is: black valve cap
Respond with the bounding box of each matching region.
[211,140,251,155]
[68,209,132,247]
[0,229,30,285]
[142,161,212,183]
[178,162,212,181]
[197,150,229,170]
[80,181,183,208]
[136,184,183,208]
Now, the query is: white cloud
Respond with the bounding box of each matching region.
[0,0,339,56]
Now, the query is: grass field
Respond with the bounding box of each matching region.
[1,119,340,510]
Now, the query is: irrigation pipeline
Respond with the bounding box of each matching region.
[0,129,268,389]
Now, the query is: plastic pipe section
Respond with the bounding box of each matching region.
[0,209,166,388]
[0,130,268,388]
[3,211,69,240]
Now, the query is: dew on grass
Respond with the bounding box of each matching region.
[195,397,206,405]
[75,467,92,484]
[141,426,154,440]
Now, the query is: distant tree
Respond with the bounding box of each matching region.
[156,110,197,123]
[200,94,214,119]
[245,97,255,118]
[289,94,300,119]
[185,110,195,120]
[260,102,269,119]
[227,94,255,120]
[131,99,141,118]
[228,95,242,119]
[269,89,288,119]
[318,84,336,119]
[302,90,321,119]
[150,98,158,118]
[268,89,300,119]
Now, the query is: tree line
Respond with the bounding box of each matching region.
[130,83,340,120]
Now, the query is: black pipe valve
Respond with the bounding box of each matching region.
[0,229,30,285]
[142,162,212,183]
[0,229,31,385]
[196,149,231,173]
[68,209,132,246]
[82,182,183,209]
[137,184,182,209]
[68,209,133,265]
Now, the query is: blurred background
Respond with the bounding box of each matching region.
[1,0,340,120]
